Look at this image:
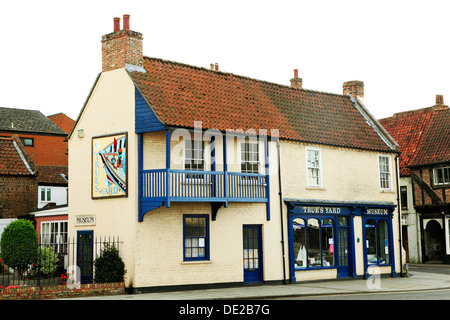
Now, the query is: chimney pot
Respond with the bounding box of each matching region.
[114,17,121,32]
[436,94,444,105]
[123,14,130,30]
[294,69,298,78]
[102,15,143,72]
[215,63,219,71]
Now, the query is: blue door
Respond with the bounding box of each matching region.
[77,230,94,284]
[243,225,263,283]
[337,217,351,278]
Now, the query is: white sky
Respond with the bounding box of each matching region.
[1,0,450,121]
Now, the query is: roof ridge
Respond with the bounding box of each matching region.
[142,56,348,99]
[386,105,448,118]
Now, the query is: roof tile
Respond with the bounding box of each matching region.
[129,57,393,152]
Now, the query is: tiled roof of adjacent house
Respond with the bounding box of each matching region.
[409,107,450,167]
[379,105,449,175]
[0,135,35,175]
[36,165,68,185]
[0,107,67,135]
[128,57,396,153]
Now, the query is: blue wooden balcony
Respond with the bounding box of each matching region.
[139,169,269,221]
[137,130,271,222]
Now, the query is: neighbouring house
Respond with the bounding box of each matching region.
[379,96,450,264]
[68,15,402,291]
[0,135,37,218]
[0,107,72,244]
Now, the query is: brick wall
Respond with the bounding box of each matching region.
[0,175,37,218]
[0,132,68,166]
[0,282,125,300]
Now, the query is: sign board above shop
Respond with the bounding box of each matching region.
[284,199,396,217]
[301,206,342,214]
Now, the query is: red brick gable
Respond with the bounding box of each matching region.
[129,57,393,152]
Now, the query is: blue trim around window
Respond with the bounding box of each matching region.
[183,214,210,261]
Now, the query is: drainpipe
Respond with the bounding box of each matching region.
[395,154,405,276]
[276,138,288,284]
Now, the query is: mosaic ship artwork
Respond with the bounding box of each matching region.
[92,133,127,198]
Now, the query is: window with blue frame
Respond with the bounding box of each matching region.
[365,218,390,265]
[183,215,209,261]
[293,217,335,269]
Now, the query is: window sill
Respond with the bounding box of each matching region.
[181,260,212,265]
[380,189,394,193]
[305,186,325,191]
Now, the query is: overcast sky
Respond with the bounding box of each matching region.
[1,0,449,121]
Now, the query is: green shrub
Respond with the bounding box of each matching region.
[0,219,38,279]
[94,243,126,283]
[29,247,59,278]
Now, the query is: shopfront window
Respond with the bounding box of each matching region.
[322,219,334,267]
[308,219,321,267]
[292,217,335,269]
[365,218,390,265]
[293,219,307,269]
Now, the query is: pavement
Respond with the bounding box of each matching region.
[63,264,450,300]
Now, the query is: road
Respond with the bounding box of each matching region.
[273,263,450,301]
[276,288,450,300]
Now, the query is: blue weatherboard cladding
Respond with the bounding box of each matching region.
[135,87,165,133]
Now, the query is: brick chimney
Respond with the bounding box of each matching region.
[290,69,303,89]
[101,15,143,72]
[343,80,364,103]
[436,94,444,105]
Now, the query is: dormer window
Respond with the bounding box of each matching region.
[433,166,450,186]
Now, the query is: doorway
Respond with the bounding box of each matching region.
[77,230,94,284]
[243,225,263,283]
[424,220,444,263]
[337,216,351,277]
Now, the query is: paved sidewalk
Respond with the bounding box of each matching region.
[64,266,450,300]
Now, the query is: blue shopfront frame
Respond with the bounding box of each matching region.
[362,207,396,279]
[285,200,396,282]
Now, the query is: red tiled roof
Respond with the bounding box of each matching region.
[0,136,35,175]
[129,57,394,152]
[409,107,450,167]
[36,165,68,185]
[379,105,449,175]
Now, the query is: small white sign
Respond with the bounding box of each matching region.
[75,215,96,226]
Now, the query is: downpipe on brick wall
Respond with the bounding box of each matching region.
[395,153,405,277]
[276,138,288,284]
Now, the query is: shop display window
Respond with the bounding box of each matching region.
[293,217,335,269]
[365,219,390,265]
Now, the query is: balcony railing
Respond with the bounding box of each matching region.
[141,169,268,203]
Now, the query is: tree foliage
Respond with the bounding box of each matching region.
[0,219,38,278]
